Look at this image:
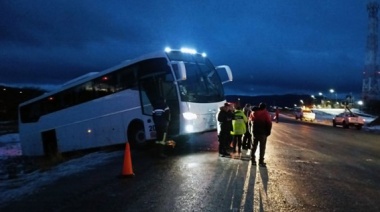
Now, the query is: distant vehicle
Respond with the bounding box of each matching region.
[332,112,365,130]
[18,48,233,156]
[294,107,315,121]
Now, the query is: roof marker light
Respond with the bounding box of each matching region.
[164,47,171,52]
[180,48,197,54]
[201,52,207,57]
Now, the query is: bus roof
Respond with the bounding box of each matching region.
[19,50,169,107]
[19,48,209,107]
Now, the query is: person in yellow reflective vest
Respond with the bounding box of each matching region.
[231,105,247,154]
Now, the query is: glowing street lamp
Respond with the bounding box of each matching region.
[329,89,337,103]
[318,92,326,107]
[358,100,363,111]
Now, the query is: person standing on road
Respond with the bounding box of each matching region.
[251,102,272,167]
[247,105,258,155]
[275,107,280,123]
[152,97,171,158]
[242,103,252,150]
[231,105,247,154]
[217,103,234,156]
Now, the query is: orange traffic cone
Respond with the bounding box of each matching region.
[121,142,135,177]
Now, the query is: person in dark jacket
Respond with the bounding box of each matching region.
[217,103,234,156]
[152,97,171,158]
[251,102,272,167]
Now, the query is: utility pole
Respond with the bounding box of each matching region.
[363,1,380,103]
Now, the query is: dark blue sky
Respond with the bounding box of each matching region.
[0,0,374,98]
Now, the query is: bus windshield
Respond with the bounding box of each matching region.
[167,51,225,103]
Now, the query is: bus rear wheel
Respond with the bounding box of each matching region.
[128,121,146,149]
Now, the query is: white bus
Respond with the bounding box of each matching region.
[18,48,233,156]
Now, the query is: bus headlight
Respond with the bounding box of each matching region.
[185,125,194,132]
[183,112,197,120]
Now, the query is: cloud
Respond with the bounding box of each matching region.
[0,0,372,98]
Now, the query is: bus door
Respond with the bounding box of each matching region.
[137,59,180,137]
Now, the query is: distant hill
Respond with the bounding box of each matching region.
[226,94,319,108]
[0,85,45,121]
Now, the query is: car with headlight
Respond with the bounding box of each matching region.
[332,112,365,130]
[294,107,316,122]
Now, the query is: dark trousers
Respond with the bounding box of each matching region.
[242,124,252,149]
[155,125,168,145]
[218,131,230,154]
[233,134,243,153]
[251,134,268,162]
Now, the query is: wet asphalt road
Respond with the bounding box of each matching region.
[1,116,380,212]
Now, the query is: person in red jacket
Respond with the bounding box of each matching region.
[251,102,272,167]
[275,107,280,123]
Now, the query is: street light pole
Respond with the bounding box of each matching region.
[329,89,335,107]
[318,92,324,107]
[311,95,315,107]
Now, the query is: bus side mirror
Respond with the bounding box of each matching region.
[216,65,233,84]
[171,61,187,81]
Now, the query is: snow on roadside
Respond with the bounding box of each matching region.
[0,134,21,157]
[0,133,124,206]
[0,149,123,206]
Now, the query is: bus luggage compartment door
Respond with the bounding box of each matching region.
[41,129,59,158]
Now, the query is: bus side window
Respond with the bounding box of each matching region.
[140,90,152,115]
[62,88,75,108]
[93,75,115,97]
[116,67,136,91]
[76,82,95,103]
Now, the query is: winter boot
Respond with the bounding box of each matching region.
[259,159,266,167]
[251,157,256,166]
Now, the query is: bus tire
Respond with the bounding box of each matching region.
[128,120,146,149]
